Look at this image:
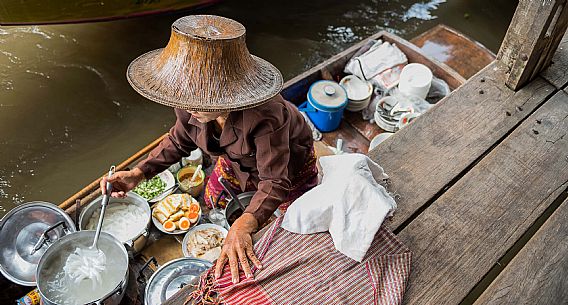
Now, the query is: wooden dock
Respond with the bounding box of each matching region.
[366,1,568,303]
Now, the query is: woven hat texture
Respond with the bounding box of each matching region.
[127,15,283,111]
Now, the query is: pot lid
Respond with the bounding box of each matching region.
[307,80,347,111]
[0,201,76,286]
[145,257,212,305]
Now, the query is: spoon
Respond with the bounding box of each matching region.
[218,176,246,211]
[189,164,203,185]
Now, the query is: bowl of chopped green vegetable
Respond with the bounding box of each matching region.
[133,170,176,203]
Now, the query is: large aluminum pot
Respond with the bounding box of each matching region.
[225,191,281,227]
[36,230,128,305]
[79,191,151,255]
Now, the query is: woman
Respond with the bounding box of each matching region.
[100,15,317,284]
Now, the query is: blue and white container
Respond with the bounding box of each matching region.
[299,80,348,132]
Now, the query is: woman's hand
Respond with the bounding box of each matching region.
[215,213,263,283]
[99,168,145,198]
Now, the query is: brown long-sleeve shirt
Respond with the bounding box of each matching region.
[136,95,313,225]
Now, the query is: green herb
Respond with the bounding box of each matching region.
[133,175,166,200]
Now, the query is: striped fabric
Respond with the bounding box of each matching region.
[215,217,412,305]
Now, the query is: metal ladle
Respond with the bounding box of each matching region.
[90,165,115,252]
[218,176,246,211]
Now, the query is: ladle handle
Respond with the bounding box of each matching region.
[30,221,68,255]
[137,256,159,284]
[92,166,115,249]
[218,177,246,211]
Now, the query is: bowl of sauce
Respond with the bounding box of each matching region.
[177,165,205,197]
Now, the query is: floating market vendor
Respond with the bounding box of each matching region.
[99,15,318,284]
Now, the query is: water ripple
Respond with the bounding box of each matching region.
[0,26,54,39]
[0,50,21,64]
[25,69,51,79]
[402,0,446,21]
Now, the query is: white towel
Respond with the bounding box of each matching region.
[281,153,396,262]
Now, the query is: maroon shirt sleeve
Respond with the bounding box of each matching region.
[244,112,292,226]
[136,111,197,179]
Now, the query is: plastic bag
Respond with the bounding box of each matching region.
[426,76,450,104]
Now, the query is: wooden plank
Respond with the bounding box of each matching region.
[498,0,568,90]
[367,63,555,230]
[398,90,568,305]
[541,31,568,89]
[343,111,383,141]
[474,197,568,305]
[320,120,370,154]
[411,25,495,79]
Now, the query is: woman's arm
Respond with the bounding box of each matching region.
[135,109,197,179]
[101,110,197,197]
[215,111,292,283]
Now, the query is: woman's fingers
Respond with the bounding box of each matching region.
[215,251,228,279]
[228,250,240,284]
[100,177,108,195]
[246,246,263,270]
[237,247,253,278]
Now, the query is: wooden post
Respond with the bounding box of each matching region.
[498,0,568,90]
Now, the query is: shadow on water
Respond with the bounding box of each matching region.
[0,0,518,216]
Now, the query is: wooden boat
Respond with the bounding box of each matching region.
[2,24,495,303]
[0,0,218,25]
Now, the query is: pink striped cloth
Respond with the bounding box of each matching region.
[215,217,412,305]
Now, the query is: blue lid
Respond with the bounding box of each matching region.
[307,80,348,111]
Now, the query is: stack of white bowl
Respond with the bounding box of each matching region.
[340,75,373,112]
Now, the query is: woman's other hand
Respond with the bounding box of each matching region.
[215,213,262,283]
[99,168,145,198]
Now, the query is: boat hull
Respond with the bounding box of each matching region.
[0,0,218,25]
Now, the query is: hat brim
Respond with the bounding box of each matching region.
[126,48,284,112]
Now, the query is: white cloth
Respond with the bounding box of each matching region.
[281,153,397,262]
[344,40,407,80]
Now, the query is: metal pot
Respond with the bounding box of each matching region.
[79,191,151,255]
[225,191,282,227]
[36,229,129,305]
[0,202,76,286]
[138,257,212,305]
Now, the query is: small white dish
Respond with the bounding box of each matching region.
[369,132,394,150]
[147,170,176,203]
[182,224,228,261]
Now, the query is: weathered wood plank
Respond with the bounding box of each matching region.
[473,197,568,305]
[411,25,495,79]
[498,0,568,90]
[541,31,568,89]
[368,63,555,230]
[320,120,370,154]
[398,91,568,305]
[343,111,383,142]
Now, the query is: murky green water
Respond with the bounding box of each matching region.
[0,0,517,216]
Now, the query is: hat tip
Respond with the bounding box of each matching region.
[173,15,245,40]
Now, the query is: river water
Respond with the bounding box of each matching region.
[0,0,517,216]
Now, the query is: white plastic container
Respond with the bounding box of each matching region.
[398,63,433,99]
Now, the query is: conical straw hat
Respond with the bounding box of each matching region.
[127,15,283,112]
